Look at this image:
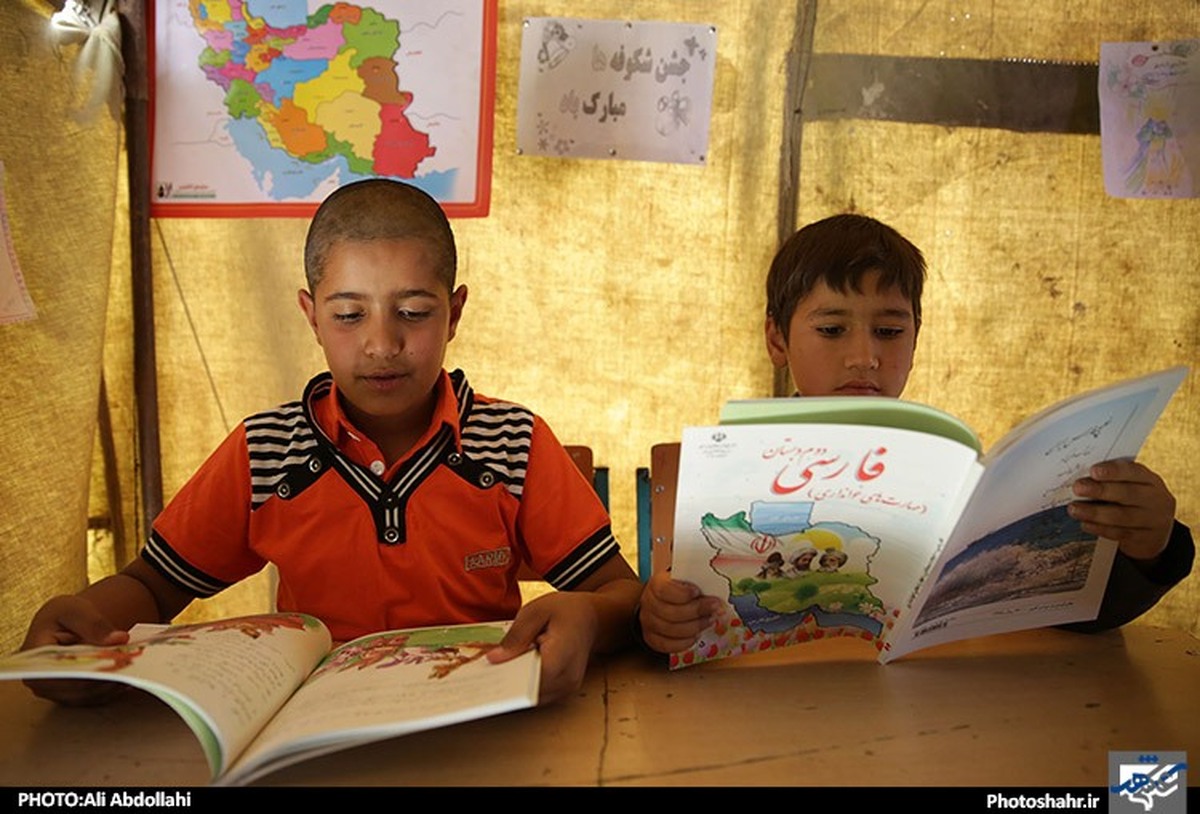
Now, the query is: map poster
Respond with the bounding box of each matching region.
[515,17,716,165]
[151,1,497,218]
[1099,40,1200,199]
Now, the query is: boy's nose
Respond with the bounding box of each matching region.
[363,318,401,358]
[846,335,880,370]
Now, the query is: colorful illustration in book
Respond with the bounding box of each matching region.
[4,639,165,674]
[45,644,151,673]
[311,626,501,681]
[672,500,893,668]
[913,506,1096,627]
[197,613,316,639]
[0,613,320,673]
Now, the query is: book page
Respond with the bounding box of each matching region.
[669,424,982,668]
[0,613,331,777]
[885,367,1186,660]
[223,621,539,786]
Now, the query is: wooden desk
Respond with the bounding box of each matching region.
[0,625,1195,787]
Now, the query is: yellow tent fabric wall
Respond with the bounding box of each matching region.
[1,1,121,653]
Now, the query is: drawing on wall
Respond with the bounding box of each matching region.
[152,1,497,217]
[1099,40,1199,199]
[516,17,716,164]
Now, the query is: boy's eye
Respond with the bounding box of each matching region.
[875,326,906,339]
[397,309,431,321]
[815,325,845,337]
[332,311,364,324]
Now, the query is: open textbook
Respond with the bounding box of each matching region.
[0,614,539,785]
[669,366,1187,668]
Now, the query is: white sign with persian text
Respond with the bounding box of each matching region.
[516,18,716,164]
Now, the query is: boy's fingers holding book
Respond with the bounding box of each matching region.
[1069,508,1172,561]
[491,594,597,704]
[640,593,719,625]
[641,573,720,616]
[488,609,545,665]
[22,596,130,651]
[638,581,721,654]
[646,571,703,604]
[22,596,131,707]
[640,623,708,655]
[1070,460,1176,562]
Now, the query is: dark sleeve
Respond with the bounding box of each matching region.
[1058,520,1194,633]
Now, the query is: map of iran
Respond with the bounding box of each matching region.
[152,0,495,216]
[700,504,887,634]
[669,501,901,669]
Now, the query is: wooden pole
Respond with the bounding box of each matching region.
[118,0,163,539]
[774,1,818,397]
[96,375,129,564]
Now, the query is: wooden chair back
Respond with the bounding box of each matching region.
[635,442,680,581]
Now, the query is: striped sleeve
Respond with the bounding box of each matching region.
[244,402,318,507]
[140,424,267,596]
[542,525,622,590]
[142,531,233,597]
[518,415,622,589]
[460,399,534,496]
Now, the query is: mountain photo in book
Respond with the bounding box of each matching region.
[0,613,539,785]
[668,366,1187,669]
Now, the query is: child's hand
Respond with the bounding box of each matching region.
[487,592,599,705]
[638,571,723,654]
[23,595,129,650]
[1070,460,1177,562]
[21,595,131,706]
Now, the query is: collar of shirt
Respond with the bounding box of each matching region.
[309,370,461,479]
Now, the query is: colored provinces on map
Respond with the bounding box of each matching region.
[189,0,435,184]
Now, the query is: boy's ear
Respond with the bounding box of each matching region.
[764,316,790,369]
[297,289,320,342]
[447,284,468,341]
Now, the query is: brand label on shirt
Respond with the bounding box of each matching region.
[464,546,512,572]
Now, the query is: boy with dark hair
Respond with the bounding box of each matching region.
[638,213,1193,653]
[764,213,924,399]
[765,213,926,346]
[25,179,641,704]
